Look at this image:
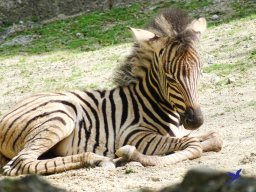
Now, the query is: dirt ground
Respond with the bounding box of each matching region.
[0,13,256,192]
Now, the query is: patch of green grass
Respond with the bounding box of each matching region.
[0,0,255,56]
[250,49,256,59]
[247,100,256,108]
[125,168,136,174]
[203,62,253,77]
[65,66,83,82]
[0,1,214,56]
[232,0,256,19]
[208,0,256,27]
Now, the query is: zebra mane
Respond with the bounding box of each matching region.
[113,8,197,86]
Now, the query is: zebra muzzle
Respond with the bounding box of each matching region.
[181,107,204,130]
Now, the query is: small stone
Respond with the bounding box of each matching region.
[19,20,24,24]
[151,177,161,182]
[219,112,225,115]
[57,14,66,19]
[244,44,250,48]
[0,175,66,191]
[0,35,38,47]
[227,77,236,84]
[249,36,254,40]
[76,32,84,38]
[211,14,219,20]
[126,161,143,167]
[202,73,221,84]
[207,54,215,64]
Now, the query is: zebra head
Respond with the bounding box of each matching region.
[130,10,206,130]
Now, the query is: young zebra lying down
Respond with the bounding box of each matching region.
[0,8,222,176]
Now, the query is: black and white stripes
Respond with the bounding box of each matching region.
[0,8,223,176]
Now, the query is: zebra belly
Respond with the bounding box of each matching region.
[53,126,116,158]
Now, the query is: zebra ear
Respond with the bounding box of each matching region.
[188,17,207,38]
[130,28,157,44]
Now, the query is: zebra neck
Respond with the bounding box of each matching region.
[132,80,180,131]
[141,68,175,114]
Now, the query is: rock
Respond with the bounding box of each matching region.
[151,177,161,182]
[126,161,144,167]
[57,14,66,20]
[227,77,236,84]
[211,14,219,20]
[0,35,38,47]
[207,54,215,65]
[202,73,221,84]
[76,32,84,38]
[0,175,66,192]
[142,168,256,192]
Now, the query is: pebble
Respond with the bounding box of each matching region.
[207,54,215,64]
[0,35,38,47]
[126,161,143,167]
[227,77,236,84]
[151,177,161,182]
[211,14,219,20]
[76,32,84,38]
[57,14,66,19]
[202,73,221,84]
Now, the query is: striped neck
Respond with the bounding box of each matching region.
[133,68,181,131]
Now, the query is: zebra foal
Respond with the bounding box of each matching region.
[0,8,222,176]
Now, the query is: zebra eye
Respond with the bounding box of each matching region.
[166,74,175,83]
[159,48,164,56]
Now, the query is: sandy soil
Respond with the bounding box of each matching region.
[0,15,255,192]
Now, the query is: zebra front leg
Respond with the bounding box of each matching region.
[192,131,223,152]
[116,133,202,166]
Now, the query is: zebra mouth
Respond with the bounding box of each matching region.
[180,107,204,130]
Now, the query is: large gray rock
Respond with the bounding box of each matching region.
[142,168,256,192]
[0,175,66,192]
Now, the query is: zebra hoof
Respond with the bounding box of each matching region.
[115,145,136,160]
[201,131,223,152]
[2,165,13,176]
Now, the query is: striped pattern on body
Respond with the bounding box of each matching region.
[0,8,223,176]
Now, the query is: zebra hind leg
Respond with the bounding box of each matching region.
[3,149,114,176]
[3,125,114,176]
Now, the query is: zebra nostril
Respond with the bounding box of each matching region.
[183,107,204,129]
[186,107,195,121]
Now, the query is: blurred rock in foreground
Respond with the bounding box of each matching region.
[0,175,66,192]
[142,168,256,192]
